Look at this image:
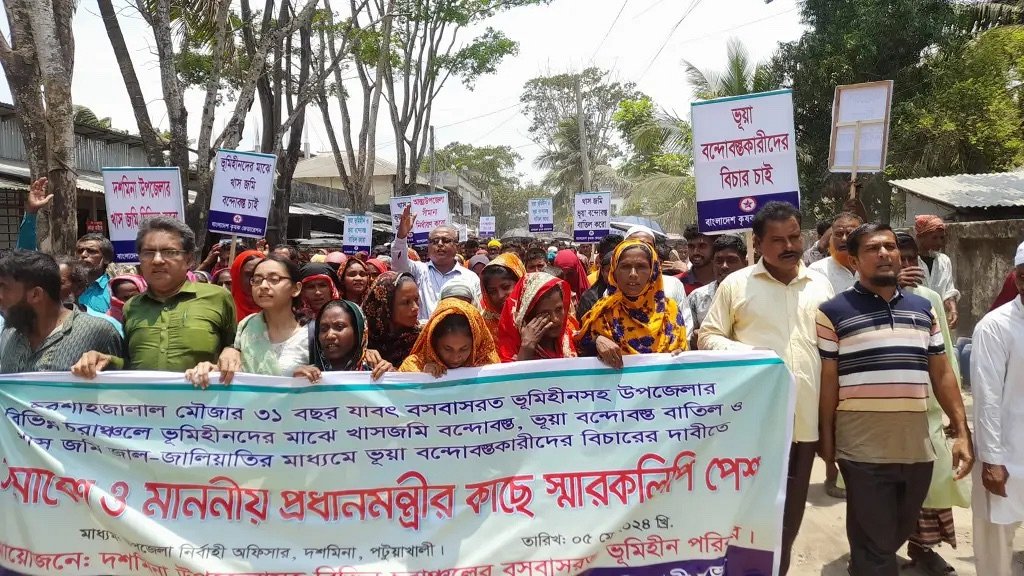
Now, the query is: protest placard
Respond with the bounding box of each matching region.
[529,198,554,233]
[0,352,792,576]
[573,192,611,242]
[208,149,277,239]
[828,81,893,201]
[389,193,450,244]
[342,215,373,255]
[102,167,185,264]
[456,224,468,243]
[692,89,800,234]
[479,216,496,239]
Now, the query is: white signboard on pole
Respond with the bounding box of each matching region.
[528,198,553,233]
[479,216,496,239]
[389,193,450,245]
[343,215,373,255]
[573,192,611,242]
[208,149,277,238]
[828,80,894,174]
[102,167,185,264]
[692,89,800,234]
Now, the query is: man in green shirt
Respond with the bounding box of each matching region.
[72,217,236,376]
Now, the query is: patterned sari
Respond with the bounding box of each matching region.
[398,298,499,372]
[363,272,422,366]
[576,239,688,356]
[497,272,577,362]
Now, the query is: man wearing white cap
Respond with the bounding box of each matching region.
[971,240,1024,575]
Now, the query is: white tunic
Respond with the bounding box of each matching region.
[920,252,959,303]
[809,256,857,293]
[971,297,1024,523]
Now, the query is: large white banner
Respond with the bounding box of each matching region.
[102,167,185,264]
[0,353,794,576]
[692,90,799,234]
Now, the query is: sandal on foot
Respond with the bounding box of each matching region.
[825,477,847,499]
[907,547,957,576]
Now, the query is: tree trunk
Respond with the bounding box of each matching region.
[97,0,165,167]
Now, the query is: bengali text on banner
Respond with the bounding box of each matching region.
[0,352,794,576]
[102,167,185,264]
[691,90,800,235]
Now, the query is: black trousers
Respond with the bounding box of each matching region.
[780,441,817,575]
[838,459,934,576]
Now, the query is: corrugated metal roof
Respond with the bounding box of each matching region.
[889,171,1024,209]
[293,153,430,185]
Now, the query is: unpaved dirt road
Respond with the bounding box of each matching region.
[789,394,1024,575]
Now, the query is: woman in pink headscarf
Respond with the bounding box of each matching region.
[108,274,148,323]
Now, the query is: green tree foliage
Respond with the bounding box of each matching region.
[684,37,775,101]
[490,183,549,236]
[420,142,522,192]
[889,25,1024,177]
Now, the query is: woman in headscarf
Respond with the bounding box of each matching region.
[363,271,422,367]
[365,258,389,285]
[398,298,499,378]
[108,274,147,323]
[230,249,264,321]
[480,253,526,341]
[298,263,341,322]
[293,299,393,382]
[339,257,370,304]
[553,249,591,298]
[577,239,688,368]
[497,272,576,362]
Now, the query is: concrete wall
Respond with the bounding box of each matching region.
[945,219,1024,336]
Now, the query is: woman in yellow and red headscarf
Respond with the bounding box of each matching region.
[576,239,688,368]
[398,298,499,378]
[480,252,526,341]
[497,272,576,362]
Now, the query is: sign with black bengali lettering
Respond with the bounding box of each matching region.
[209,149,278,239]
[101,167,186,264]
[0,352,793,576]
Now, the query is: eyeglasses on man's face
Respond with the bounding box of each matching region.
[428,237,456,246]
[139,249,188,261]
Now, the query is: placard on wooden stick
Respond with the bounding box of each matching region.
[828,80,894,199]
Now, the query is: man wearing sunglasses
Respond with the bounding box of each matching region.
[391,204,481,320]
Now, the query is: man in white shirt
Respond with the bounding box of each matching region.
[915,215,960,328]
[699,201,835,575]
[809,212,863,294]
[971,240,1024,576]
[391,204,481,320]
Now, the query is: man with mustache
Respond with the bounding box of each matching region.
[810,212,863,293]
[817,223,972,576]
[699,201,835,575]
[0,250,122,373]
[391,204,481,320]
[681,224,716,294]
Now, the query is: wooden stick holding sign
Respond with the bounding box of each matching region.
[827,80,894,202]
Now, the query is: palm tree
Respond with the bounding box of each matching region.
[683,37,775,101]
[72,105,113,129]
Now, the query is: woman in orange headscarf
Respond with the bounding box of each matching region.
[398,298,498,378]
[480,253,526,340]
[230,249,264,320]
[576,239,688,368]
[497,272,576,362]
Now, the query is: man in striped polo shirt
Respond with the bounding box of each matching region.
[816,223,973,576]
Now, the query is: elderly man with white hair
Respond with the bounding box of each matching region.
[971,240,1024,576]
[624,225,693,328]
[391,204,481,320]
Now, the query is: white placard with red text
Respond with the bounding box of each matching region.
[692,90,799,234]
[102,167,185,264]
[390,193,450,245]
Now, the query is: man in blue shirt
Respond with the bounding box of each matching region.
[17,177,114,313]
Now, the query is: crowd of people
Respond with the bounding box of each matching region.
[1,177,1023,576]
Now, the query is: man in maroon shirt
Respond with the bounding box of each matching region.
[681,224,716,294]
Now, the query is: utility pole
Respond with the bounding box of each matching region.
[429,125,436,193]
[575,76,592,193]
